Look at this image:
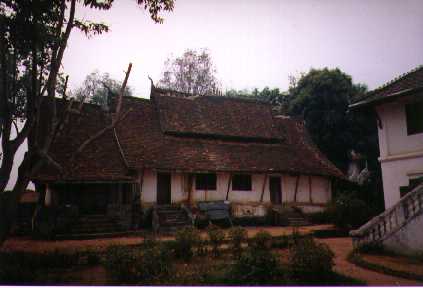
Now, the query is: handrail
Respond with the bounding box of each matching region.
[350,183,423,246]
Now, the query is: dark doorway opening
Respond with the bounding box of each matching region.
[157,173,171,205]
[269,176,282,204]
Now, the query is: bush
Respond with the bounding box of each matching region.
[333,194,371,229]
[230,248,285,284]
[289,237,334,281]
[249,230,272,250]
[0,252,37,284]
[196,236,208,256]
[307,205,335,224]
[207,225,225,257]
[174,226,200,261]
[104,243,172,284]
[228,226,247,258]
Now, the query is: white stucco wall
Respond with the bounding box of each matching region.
[140,169,332,213]
[376,100,423,209]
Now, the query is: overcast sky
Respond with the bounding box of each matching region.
[4,0,423,190]
[62,0,423,98]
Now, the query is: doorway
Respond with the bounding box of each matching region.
[269,176,282,204]
[157,173,171,205]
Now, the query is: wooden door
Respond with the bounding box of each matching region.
[269,176,282,204]
[157,173,171,205]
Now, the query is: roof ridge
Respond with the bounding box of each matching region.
[153,86,271,105]
[367,65,423,97]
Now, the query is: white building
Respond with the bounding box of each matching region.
[350,66,423,209]
[350,66,423,254]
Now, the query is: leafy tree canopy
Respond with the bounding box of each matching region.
[287,68,376,171]
[159,48,220,96]
[71,71,133,108]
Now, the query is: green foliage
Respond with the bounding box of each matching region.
[288,68,374,171]
[207,224,225,257]
[0,250,81,284]
[228,226,247,258]
[230,248,286,284]
[289,236,335,281]
[356,242,386,254]
[249,230,272,250]
[71,71,133,107]
[104,243,172,284]
[333,193,371,229]
[174,226,200,261]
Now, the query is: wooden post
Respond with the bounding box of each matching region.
[226,173,232,201]
[260,173,268,202]
[308,175,313,203]
[187,174,193,205]
[294,175,300,202]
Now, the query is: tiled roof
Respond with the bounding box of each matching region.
[350,65,423,108]
[33,88,344,182]
[153,87,283,141]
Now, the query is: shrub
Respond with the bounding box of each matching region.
[356,242,385,254]
[0,252,37,284]
[228,226,247,258]
[104,243,172,284]
[207,224,225,257]
[249,230,272,250]
[289,236,334,281]
[196,236,208,256]
[333,193,371,229]
[307,205,335,224]
[230,248,285,284]
[174,226,200,261]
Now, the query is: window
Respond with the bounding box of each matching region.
[232,174,252,191]
[195,173,216,190]
[406,101,423,135]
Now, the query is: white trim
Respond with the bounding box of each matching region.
[379,150,423,163]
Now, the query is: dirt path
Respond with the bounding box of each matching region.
[318,238,423,286]
[1,225,332,253]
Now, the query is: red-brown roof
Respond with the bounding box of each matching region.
[350,65,423,109]
[33,88,344,182]
[153,87,283,142]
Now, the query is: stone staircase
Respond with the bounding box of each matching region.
[351,183,423,253]
[152,205,193,234]
[271,206,310,226]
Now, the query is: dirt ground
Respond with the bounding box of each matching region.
[318,238,423,286]
[361,253,423,277]
[2,226,423,285]
[1,224,332,253]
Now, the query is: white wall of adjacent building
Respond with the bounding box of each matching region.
[140,169,332,215]
[375,97,423,209]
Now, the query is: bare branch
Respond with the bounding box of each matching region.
[62,75,69,100]
[70,108,132,163]
[115,63,132,117]
[40,150,63,173]
[69,63,133,164]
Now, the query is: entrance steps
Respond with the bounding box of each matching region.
[351,183,423,254]
[152,205,193,234]
[271,206,310,226]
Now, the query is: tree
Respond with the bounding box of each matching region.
[287,68,373,171]
[0,0,174,243]
[159,48,220,95]
[72,71,133,109]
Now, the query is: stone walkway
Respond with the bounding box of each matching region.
[318,238,423,286]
